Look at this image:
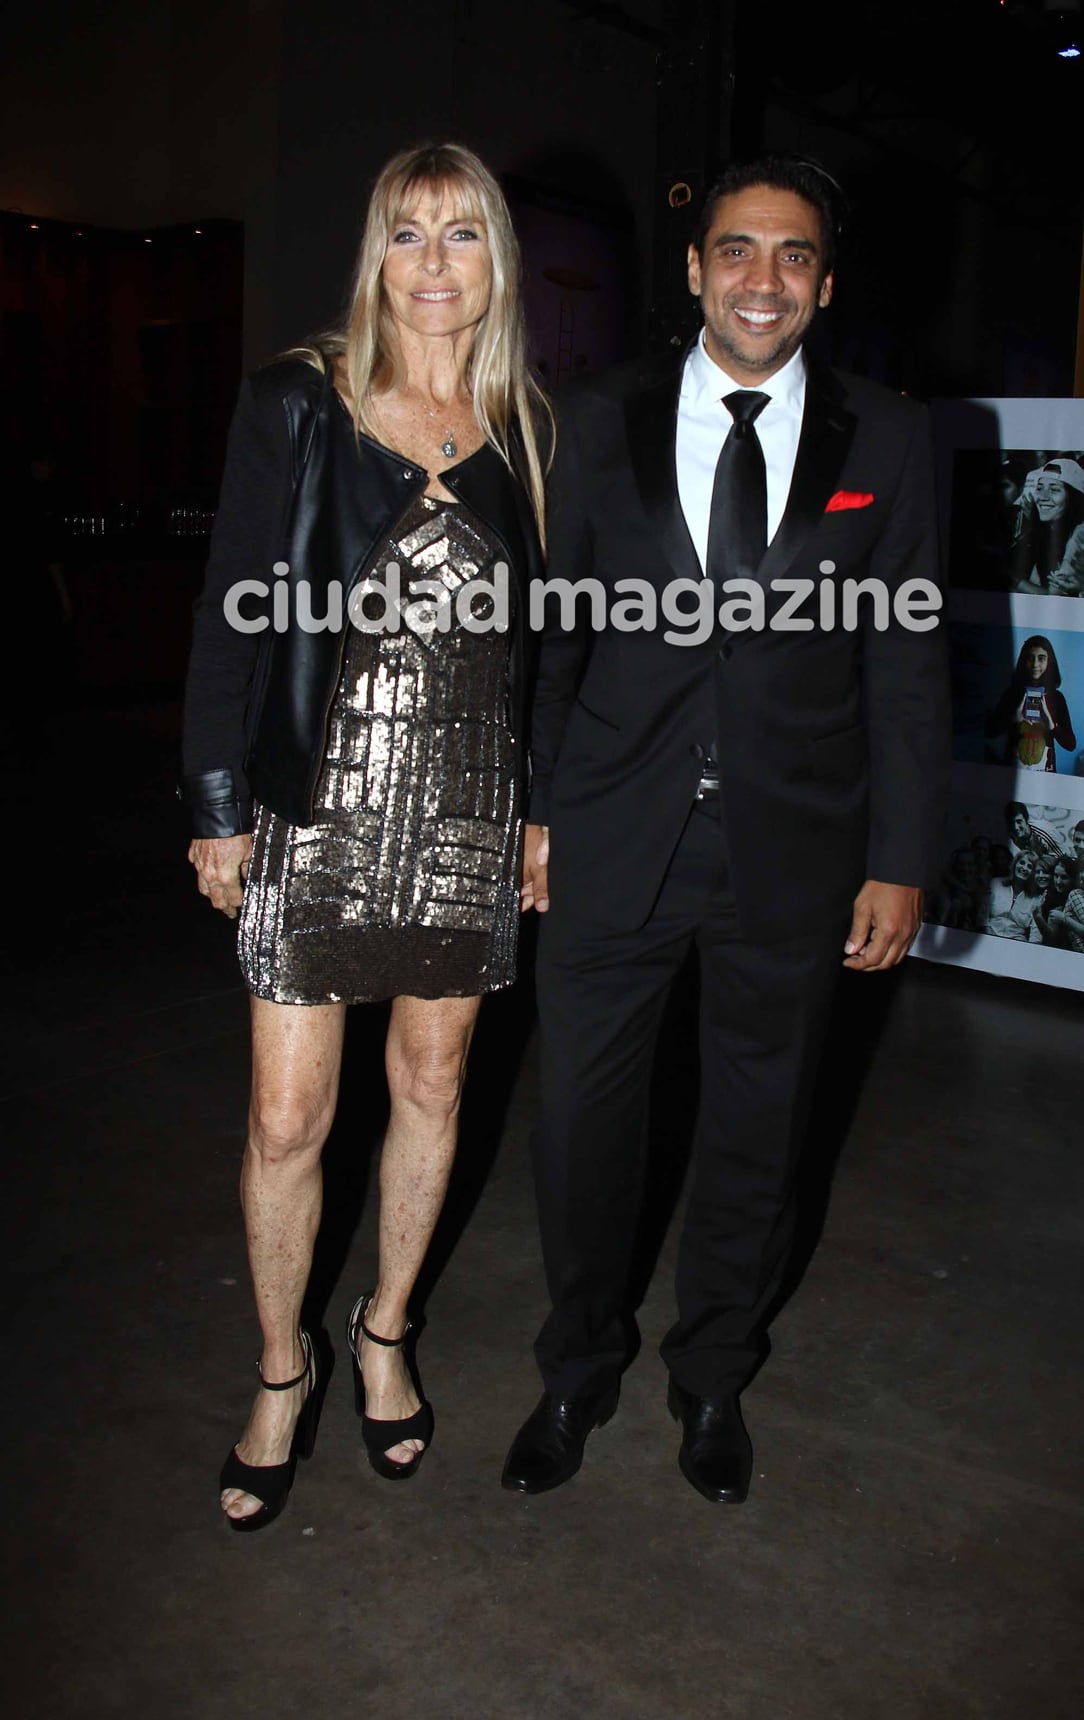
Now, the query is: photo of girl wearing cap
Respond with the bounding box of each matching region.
[985,635,1076,771]
[1011,457,1084,595]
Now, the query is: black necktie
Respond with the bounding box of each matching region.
[706,390,770,591]
[700,390,769,781]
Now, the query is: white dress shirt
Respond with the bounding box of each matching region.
[675,330,806,572]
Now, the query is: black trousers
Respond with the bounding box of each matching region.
[532,798,848,1400]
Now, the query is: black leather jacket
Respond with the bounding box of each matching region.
[181,359,545,837]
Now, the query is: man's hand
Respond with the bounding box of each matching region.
[843,880,923,972]
[520,823,550,914]
[188,834,252,920]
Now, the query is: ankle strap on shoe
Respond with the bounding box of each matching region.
[347,1293,414,1350]
[361,1314,412,1348]
[257,1330,312,1390]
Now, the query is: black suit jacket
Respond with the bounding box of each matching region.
[528,348,950,943]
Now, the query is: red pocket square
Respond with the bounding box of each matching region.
[825,490,874,512]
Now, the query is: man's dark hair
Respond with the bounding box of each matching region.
[1004,801,1029,824]
[693,153,844,279]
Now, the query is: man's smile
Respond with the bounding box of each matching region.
[729,303,788,332]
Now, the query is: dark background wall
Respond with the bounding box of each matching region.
[742,2,1084,398]
[255,0,659,375]
[1,0,1081,695]
[4,0,1081,388]
[0,0,248,229]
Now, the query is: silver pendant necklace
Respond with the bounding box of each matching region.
[417,395,457,459]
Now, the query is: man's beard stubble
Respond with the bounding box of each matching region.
[704,315,803,378]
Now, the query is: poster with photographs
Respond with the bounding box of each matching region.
[914,762,1084,988]
[915,398,1084,988]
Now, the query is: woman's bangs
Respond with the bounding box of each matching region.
[388,173,487,232]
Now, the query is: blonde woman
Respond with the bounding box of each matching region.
[182,143,550,1528]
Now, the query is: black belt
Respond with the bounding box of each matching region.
[695,761,721,800]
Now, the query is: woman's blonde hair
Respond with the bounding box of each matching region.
[290,142,552,545]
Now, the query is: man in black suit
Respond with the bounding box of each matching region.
[502,155,950,1503]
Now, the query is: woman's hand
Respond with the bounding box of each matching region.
[1015,693,1052,732]
[188,834,253,919]
[1048,565,1084,596]
[520,823,550,913]
[1050,525,1084,596]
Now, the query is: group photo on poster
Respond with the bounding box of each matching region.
[925,783,1084,945]
[916,763,1084,988]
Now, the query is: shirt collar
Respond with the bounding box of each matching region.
[683,328,806,415]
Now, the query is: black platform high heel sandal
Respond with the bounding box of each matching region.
[219,1328,321,1532]
[347,1294,434,1481]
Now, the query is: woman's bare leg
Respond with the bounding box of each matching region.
[221,996,345,1520]
[356,993,482,1464]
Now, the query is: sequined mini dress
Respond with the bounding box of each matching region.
[238,494,520,1004]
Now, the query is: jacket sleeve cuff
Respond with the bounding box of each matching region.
[179,768,253,838]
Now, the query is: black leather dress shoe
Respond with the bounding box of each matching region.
[501,1385,620,1494]
[667,1380,753,1504]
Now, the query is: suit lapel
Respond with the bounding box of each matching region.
[624,356,703,588]
[755,357,857,589]
[624,350,857,597]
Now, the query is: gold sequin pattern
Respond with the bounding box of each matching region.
[238,495,520,1004]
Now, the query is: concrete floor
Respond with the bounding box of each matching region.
[3,705,1082,1720]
